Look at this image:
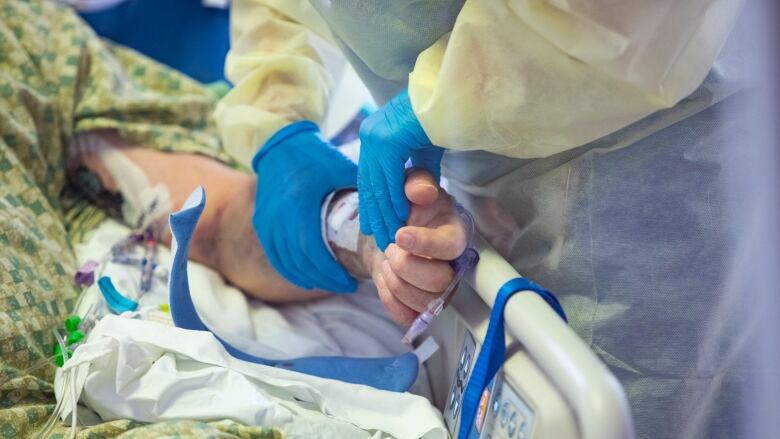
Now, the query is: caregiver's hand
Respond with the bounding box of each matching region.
[371,170,468,325]
[358,89,444,251]
[252,121,358,293]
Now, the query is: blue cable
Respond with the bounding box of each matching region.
[97,276,139,314]
[458,277,566,438]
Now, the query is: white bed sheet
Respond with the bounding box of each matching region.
[55,218,443,438]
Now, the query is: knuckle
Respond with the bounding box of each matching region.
[381,262,396,285]
[387,253,401,272]
[385,272,402,292]
[398,257,416,278]
[388,250,408,272]
[414,233,430,252]
[375,275,390,297]
[377,285,393,307]
[433,269,454,292]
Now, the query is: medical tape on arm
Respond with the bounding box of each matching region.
[321,190,360,257]
[70,132,172,232]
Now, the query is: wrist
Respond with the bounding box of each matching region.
[324,190,380,279]
[358,232,384,279]
[210,173,258,277]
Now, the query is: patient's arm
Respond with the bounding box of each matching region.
[71,131,467,323]
[70,130,320,301]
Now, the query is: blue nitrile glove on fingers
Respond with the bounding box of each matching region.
[358,89,444,250]
[252,120,357,293]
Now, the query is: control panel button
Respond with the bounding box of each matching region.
[475,371,535,439]
[444,331,477,436]
[500,402,509,426]
[517,421,527,439]
[508,412,518,437]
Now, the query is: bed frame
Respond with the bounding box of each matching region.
[426,235,636,439]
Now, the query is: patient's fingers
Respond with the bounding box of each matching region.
[374,168,466,324]
[395,221,468,261]
[380,259,440,312]
[385,244,453,293]
[375,271,419,326]
[404,169,439,206]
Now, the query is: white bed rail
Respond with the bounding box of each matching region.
[464,234,636,439]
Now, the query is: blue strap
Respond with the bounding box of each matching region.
[168,188,419,392]
[458,277,566,438]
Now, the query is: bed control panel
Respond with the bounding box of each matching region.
[443,330,476,431]
[444,329,535,438]
[429,287,578,439]
[481,377,534,439]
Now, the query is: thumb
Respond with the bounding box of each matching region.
[404,168,439,206]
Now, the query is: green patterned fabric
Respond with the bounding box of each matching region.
[0,1,277,437]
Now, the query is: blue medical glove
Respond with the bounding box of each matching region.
[358,89,444,250]
[252,121,358,293]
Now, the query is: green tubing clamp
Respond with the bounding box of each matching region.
[53,314,86,367]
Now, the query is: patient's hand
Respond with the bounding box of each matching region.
[368,170,468,325]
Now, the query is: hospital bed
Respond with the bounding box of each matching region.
[51,191,636,439]
[427,234,635,438]
[57,11,637,433]
[55,183,635,439]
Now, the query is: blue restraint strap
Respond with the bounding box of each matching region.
[458,277,567,438]
[168,187,418,392]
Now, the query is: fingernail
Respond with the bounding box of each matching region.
[396,232,415,249]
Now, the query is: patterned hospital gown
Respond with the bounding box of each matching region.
[0,1,278,437]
